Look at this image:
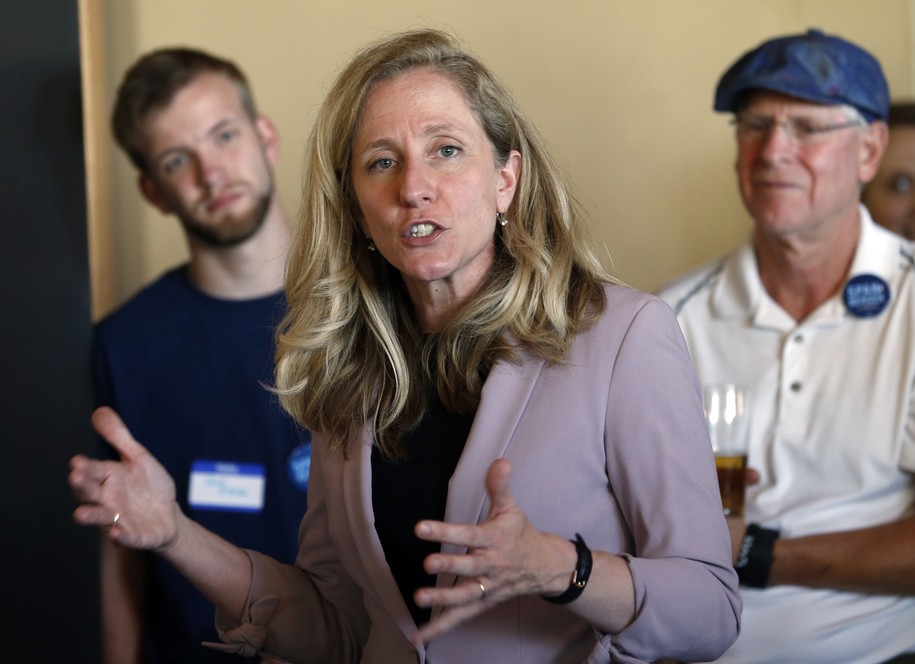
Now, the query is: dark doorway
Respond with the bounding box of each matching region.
[0,0,100,660]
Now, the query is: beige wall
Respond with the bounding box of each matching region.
[84,0,915,319]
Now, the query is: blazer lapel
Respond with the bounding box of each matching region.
[342,350,546,627]
[435,349,545,592]
[342,426,418,638]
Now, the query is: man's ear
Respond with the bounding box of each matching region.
[138,173,172,214]
[859,120,889,185]
[255,115,280,166]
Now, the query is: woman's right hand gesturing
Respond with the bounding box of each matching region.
[69,406,183,552]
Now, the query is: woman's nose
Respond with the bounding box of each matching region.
[398,158,435,207]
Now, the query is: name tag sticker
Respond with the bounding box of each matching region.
[188,460,265,512]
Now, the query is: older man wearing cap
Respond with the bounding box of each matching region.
[661,30,915,663]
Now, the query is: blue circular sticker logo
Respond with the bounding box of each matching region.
[842,274,890,318]
[287,441,311,492]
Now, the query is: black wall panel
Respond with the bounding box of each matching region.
[0,0,100,659]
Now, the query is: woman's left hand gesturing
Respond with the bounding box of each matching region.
[411,458,575,644]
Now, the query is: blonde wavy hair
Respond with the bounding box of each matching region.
[275,29,612,458]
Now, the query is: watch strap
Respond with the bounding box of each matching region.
[541,533,592,605]
[735,523,779,588]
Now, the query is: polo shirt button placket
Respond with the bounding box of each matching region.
[789,334,804,392]
[780,325,811,442]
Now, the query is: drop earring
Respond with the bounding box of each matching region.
[366,236,377,252]
[497,212,508,227]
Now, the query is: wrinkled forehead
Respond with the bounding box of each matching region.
[738,90,847,118]
[358,67,473,126]
[351,67,492,159]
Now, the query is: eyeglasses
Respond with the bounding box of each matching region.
[731,115,864,145]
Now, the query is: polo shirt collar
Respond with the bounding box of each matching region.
[709,205,891,328]
[847,205,905,281]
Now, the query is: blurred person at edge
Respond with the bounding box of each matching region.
[864,101,915,240]
[660,29,915,664]
[93,47,310,663]
[71,29,740,663]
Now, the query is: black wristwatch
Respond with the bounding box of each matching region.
[734,523,779,588]
[541,533,593,605]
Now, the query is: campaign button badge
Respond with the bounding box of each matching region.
[843,274,890,318]
[287,442,311,492]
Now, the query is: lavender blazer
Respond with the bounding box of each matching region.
[216,284,741,664]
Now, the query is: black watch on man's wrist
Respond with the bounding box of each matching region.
[734,523,779,588]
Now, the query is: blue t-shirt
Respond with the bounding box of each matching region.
[92,266,310,663]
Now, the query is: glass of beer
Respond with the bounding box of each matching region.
[702,384,750,517]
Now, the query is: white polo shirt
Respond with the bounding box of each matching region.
[659,206,915,664]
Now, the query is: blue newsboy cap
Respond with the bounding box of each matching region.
[714,29,889,122]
